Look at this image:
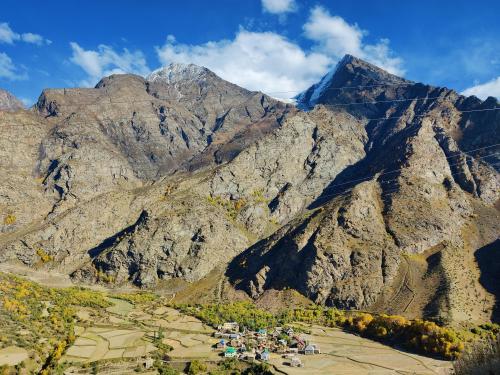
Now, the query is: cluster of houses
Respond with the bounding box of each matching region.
[213,322,321,367]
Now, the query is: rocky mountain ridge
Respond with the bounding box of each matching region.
[0,88,24,111]
[0,57,498,324]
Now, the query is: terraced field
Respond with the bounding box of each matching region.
[269,324,452,375]
[0,346,28,366]
[63,326,156,363]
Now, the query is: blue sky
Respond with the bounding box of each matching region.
[1,0,499,105]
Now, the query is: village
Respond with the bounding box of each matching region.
[213,322,321,368]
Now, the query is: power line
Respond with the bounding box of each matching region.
[0,107,499,131]
[376,162,500,198]
[2,135,498,203]
[267,82,423,95]
[321,96,441,106]
[317,145,500,193]
[9,93,442,109]
[1,113,498,179]
[310,150,499,203]
[309,149,499,201]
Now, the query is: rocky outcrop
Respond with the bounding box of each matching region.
[228,181,400,309]
[34,66,290,205]
[65,109,368,285]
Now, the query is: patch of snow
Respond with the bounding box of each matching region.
[271,96,297,105]
[308,68,336,105]
[295,55,354,109]
[146,63,208,84]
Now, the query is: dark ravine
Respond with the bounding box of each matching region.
[0,57,498,324]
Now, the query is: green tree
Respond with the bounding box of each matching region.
[188,360,207,375]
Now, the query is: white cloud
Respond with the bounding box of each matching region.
[0,22,50,45]
[262,0,296,14]
[303,7,364,57]
[155,7,404,99]
[462,77,500,99]
[21,32,52,46]
[69,42,150,86]
[303,6,404,75]
[0,23,20,44]
[0,52,27,80]
[156,30,330,98]
[20,97,33,106]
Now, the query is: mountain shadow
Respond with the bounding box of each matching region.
[475,238,500,322]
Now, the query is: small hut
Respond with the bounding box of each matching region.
[304,344,315,355]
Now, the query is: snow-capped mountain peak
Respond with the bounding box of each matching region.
[146,63,209,84]
[295,55,355,109]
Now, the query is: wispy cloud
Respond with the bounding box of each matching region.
[69,42,150,86]
[21,32,52,46]
[261,0,297,14]
[303,6,404,75]
[0,22,51,45]
[0,23,19,44]
[0,52,28,80]
[463,77,500,99]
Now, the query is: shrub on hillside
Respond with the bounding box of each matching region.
[343,314,463,359]
[187,360,207,375]
[403,319,464,359]
[453,334,500,375]
[243,363,273,375]
[3,214,16,225]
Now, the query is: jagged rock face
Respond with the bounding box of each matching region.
[34,68,290,204]
[66,109,368,285]
[296,54,412,112]
[229,182,400,309]
[235,57,499,318]
[73,200,250,287]
[0,111,55,234]
[296,55,500,165]
[0,89,24,111]
[204,109,367,230]
[229,112,495,311]
[0,57,499,323]
[146,63,293,170]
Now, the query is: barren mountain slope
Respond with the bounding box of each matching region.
[0,56,498,324]
[0,64,289,245]
[229,56,499,324]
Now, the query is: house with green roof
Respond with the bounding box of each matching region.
[224,346,237,358]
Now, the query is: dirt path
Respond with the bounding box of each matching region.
[0,263,76,288]
[386,256,416,314]
[215,274,225,303]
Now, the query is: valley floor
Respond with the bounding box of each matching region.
[0,266,454,375]
[61,306,452,375]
